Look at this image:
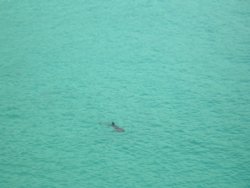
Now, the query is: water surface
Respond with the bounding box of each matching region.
[0,0,250,187]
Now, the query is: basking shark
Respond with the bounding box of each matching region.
[99,121,125,132]
[111,122,125,132]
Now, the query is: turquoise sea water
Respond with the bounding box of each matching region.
[0,0,250,187]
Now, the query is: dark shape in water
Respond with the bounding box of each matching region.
[111,122,125,132]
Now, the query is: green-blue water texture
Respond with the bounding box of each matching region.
[0,0,250,187]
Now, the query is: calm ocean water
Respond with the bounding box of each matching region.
[0,0,250,187]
